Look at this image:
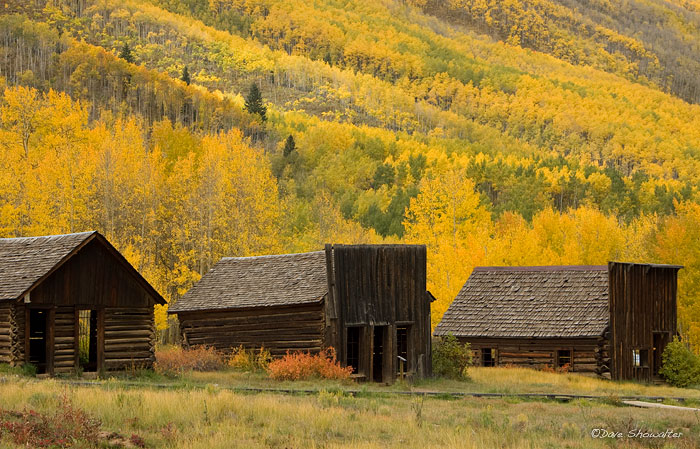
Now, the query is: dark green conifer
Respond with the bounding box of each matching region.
[181,66,191,85]
[283,135,296,157]
[119,43,134,64]
[244,82,267,121]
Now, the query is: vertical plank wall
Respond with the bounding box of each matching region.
[609,262,680,381]
[328,245,431,380]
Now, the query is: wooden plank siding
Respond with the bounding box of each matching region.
[328,245,431,381]
[177,303,325,357]
[609,262,680,382]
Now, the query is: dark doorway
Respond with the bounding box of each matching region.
[653,332,667,376]
[482,348,496,367]
[396,326,409,374]
[28,309,48,374]
[346,326,361,374]
[78,310,98,372]
[372,326,386,382]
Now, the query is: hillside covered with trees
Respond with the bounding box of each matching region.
[1,0,700,348]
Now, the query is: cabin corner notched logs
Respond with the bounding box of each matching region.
[435,262,681,382]
[0,232,165,375]
[169,244,433,383]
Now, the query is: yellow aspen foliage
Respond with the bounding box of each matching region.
[653,202,700,351]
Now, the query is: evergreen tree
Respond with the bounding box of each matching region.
[283,135,296,157]
[119,43,134,64]
[181,66,191,85]
[244,83,267,121]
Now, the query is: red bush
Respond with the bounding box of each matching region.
[267,348,353,381]
[154,345,224,376]
[0,395,100,448]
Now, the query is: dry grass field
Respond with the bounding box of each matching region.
[1,366,700,448]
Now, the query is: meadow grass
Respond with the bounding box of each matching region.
[2,367,700,448]
[172,366,700,400]
[1,375,699,448]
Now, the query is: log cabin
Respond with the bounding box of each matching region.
[169,244,432,382]
[434,262,682,382]
[0,232,165,375]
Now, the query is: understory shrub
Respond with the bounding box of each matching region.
[154,345,224,376]
[432,334,472,380]
[228,346,272,372]
[0,395,100,448]
[541,363,570,374]
[659,337,700,388]
[267,348,353,381]
[0,363,36,377]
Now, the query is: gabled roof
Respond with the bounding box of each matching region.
[169,251,328,313]
[0,231,165,304]
[434,265,609,339]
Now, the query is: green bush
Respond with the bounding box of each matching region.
[659,337,700,388]
[0,363,36,377]
[432,334,472,380]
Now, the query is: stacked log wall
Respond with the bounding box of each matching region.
[0,302,11,363]
[178,303,325,357]
[460,337,604,373]
[103,308,156,370]
[53,306,75,374]
[11,303,24,365]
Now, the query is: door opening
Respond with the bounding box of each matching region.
[653,332,668,376]
[372,326,386,382]
[396,326,409,374]
[28,309,48,374]
[346,326,361,374]
[78,310,98,372]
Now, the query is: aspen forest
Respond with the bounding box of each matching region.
[2,0,700,349]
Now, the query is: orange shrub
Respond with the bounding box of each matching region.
[541,363,570,374]
[154,345,224,376]
[267,348,353,381]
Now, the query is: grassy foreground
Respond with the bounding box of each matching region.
[1,368,699,448]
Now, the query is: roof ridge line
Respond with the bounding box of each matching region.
[0,231,97,241]
[221,251,325,261]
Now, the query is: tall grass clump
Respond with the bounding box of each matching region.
[267,348,353,381]
[154,345,224,376]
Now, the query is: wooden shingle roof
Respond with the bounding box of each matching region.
[0,231,166,304]
[434,266,609,338]
[169,251,328,313]
[0,232,96,301]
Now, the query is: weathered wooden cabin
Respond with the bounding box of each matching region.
[169,244,432,382]
[0,232,165,375]
[434,262,681,382]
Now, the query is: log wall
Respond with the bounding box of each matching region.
[53,306,75,374]
[0,302,11,363]
[178,303,325,357]
[103,308,156,370]
[460,337,605,374]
